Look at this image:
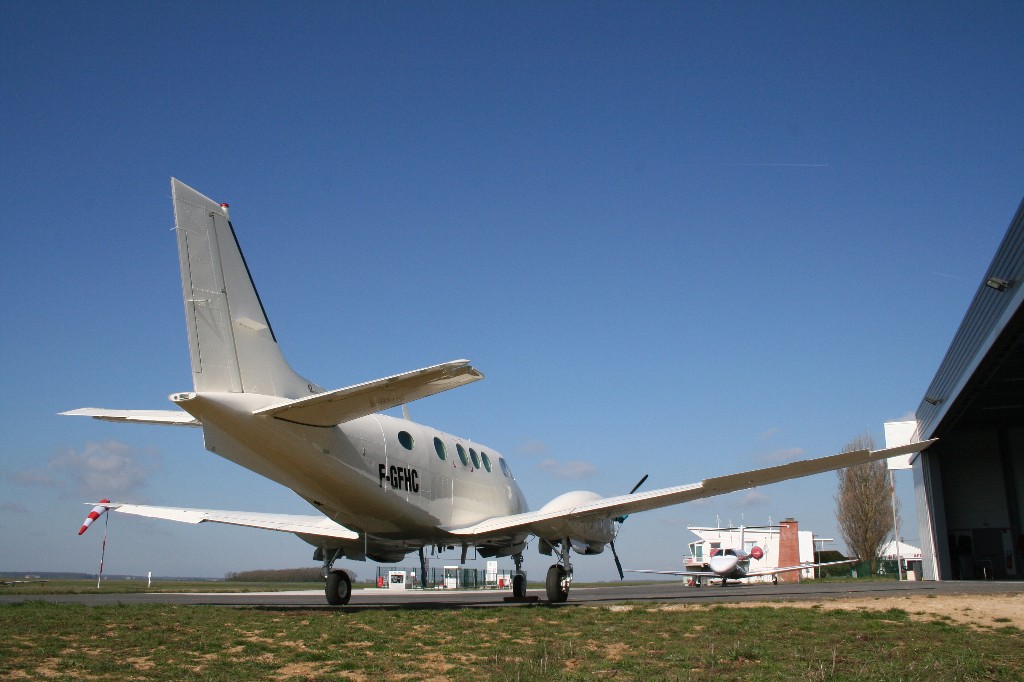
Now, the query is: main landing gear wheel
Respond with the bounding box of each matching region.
[326,570,352,606]
[545,565,569,603]
[512,573,527,599]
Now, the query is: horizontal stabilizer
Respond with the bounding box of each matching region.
[60,408,200,427]
[254,360,483,427]
[108,503,359,539]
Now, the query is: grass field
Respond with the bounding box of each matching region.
[0,579,327,596]
[2,599,1021,680]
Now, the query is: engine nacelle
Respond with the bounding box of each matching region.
[569,538,606,555]
[538,490,604,512]
[536,490,615,554]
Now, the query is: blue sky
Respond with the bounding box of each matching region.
[3,2,1023,582]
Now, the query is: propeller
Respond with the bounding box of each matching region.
[610,474,648,580]
[613,474,648,524]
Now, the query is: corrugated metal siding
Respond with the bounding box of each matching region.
[916,196,1024,438]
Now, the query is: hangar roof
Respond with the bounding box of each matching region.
[916,196,1024,439]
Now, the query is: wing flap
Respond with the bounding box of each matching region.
[253,360,483,427]
[61,408,200,427]
[448,440,936,539]
[110,503,359,539]
[700,441,935,496]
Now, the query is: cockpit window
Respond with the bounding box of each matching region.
[499,458,513,479]
[456,444,469,466]
[433,437,446,461]
[398,431,414,450]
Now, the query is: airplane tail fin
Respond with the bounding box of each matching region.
[172,178,315,399]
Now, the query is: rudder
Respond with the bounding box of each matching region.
[172,178,314,399]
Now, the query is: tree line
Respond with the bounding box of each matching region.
[225,567,356,582]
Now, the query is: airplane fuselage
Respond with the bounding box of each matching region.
[171,390,530,556]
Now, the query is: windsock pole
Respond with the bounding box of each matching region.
[97,511,109,589]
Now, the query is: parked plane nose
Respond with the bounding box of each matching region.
[710,554,738,574]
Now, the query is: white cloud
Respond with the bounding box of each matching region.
[9,468,55,487]
[739,491,771,507]
[538,458,596,480]
[20,440,161,500]
[519,440,549,456]
[757,447,804,464]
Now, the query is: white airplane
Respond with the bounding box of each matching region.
[628,525,855,586]
[64,178,933,605]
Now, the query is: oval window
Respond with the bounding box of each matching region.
[480,452,492,472]
[469,448,480,469]
[433,437,447,461]
[398,431,414,450]
[456,444,469,466]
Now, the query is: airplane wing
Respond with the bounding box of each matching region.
[626,559,856,579]
[626,569,719,577]
[253,360,483,427]
[743,559,856,578]
[60,408,200,427]
[103,503,359,539]
[447,440,936,539]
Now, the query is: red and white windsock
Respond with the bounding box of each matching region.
[78,500,111,535]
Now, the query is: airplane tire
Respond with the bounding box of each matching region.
[545,565,568,603]
[512,573,526,599]
[326,570,352,606]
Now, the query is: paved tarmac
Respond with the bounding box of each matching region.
[3,579,1023,610]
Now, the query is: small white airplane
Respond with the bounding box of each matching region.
[629,525,855,586]
[64,179,933,605]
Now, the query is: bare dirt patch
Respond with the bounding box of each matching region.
[659,593,1024,629]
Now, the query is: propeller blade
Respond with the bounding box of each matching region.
[610,540,624,581]
[628,474,649,495]
[614,474,649,523]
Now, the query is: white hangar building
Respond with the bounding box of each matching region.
[899,195,1024,581]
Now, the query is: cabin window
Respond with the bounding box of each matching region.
[469,448,480,469]
[398,431,414,450]
[480,452,492,472]
[433,437,446,461]
[456,444,469,466]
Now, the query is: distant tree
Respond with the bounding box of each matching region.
[834,432,897,574]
